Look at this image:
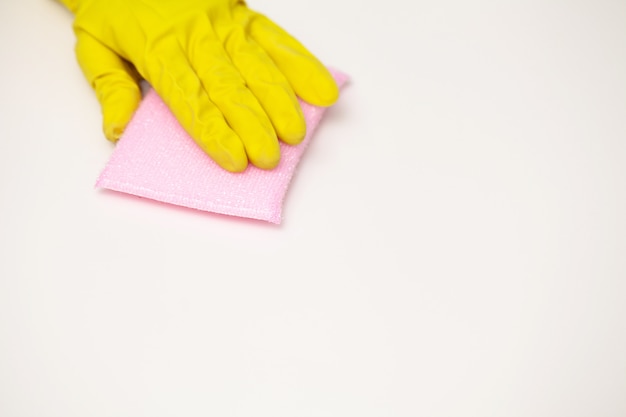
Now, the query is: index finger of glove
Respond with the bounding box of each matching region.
[142,39,248,172]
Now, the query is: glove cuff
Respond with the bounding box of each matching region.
[58,0,79,13]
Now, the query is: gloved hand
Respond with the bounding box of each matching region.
[59,0,338,172]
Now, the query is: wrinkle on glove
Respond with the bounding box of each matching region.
[96,69,348,224]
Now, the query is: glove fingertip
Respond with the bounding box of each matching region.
[199,128,250,173]
[103,123,124,143]
[101,88,142,142]
[247,137,281,170]
[313,78,340,107]
[300,69,340,107]
[276,113,306,145]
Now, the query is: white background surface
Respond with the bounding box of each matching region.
[1,0,625,416]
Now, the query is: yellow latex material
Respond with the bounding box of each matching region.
[59,0,338,171]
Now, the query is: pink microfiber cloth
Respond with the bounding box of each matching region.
[96,69,348,224]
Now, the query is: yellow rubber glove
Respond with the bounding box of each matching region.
[59,0,339,172]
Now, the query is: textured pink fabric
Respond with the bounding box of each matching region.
[96,69,348,224]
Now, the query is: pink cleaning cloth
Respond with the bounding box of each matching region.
[96,69,348,224]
